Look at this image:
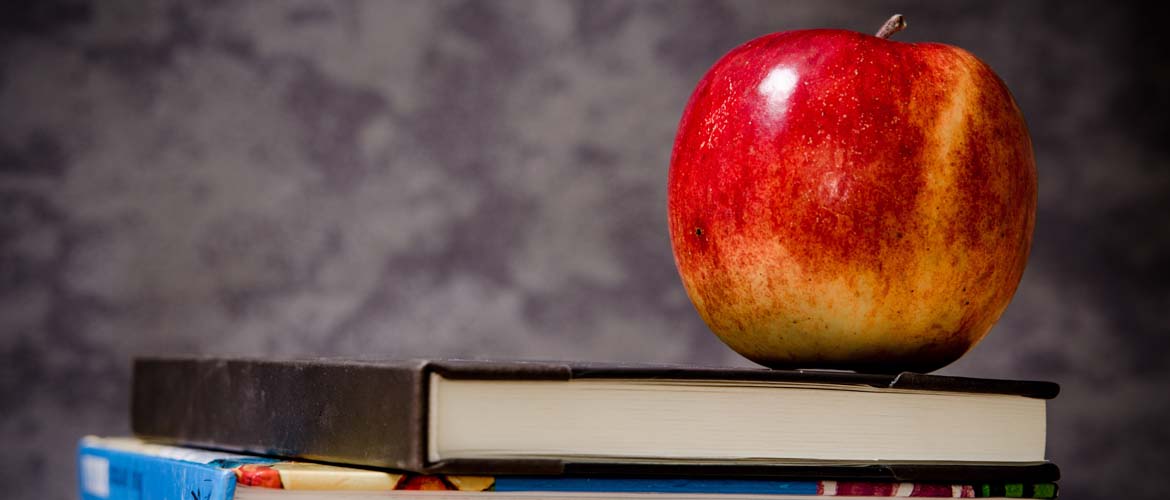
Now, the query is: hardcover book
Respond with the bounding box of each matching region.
[130,357,1059,481]
[78,437,1058,499]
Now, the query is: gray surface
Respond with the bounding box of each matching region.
[2,1,1166,499]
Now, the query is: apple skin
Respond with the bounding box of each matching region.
[667,28,1036,373]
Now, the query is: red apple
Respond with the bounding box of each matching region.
[667,16,1036,372]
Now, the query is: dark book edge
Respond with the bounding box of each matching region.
[132,356,1059,398]
[427,359,1060,399]
[132,357,434,471]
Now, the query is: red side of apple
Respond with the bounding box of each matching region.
[667,28,1036,372]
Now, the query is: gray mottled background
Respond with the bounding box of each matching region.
[2,1,1167,499]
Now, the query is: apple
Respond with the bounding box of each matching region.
[667,15,1036,372]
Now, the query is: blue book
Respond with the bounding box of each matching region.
[78,437,249,500]
[76,437,413,500]
[77,437,1058,499]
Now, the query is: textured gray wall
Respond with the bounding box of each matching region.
[2,1,1167,499]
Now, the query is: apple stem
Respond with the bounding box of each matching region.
[875,14,907,39]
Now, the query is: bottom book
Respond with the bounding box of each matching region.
[77,437,1057,499]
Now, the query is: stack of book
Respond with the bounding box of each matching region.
[78,357,1061,499]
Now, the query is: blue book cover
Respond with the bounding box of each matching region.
[75,437,477,497]
[76,437,282,500]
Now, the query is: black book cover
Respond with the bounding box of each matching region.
[130,356,1060,481]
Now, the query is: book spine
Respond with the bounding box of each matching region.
[78,441,237,500]
[131,358,431,471]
